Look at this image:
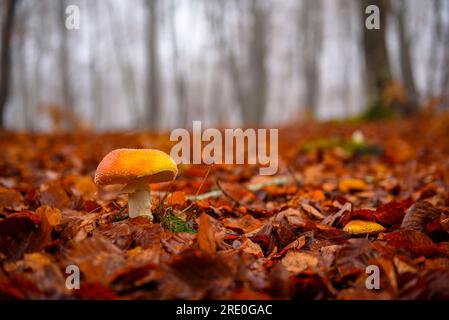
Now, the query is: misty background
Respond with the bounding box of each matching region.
[0,0,448,132]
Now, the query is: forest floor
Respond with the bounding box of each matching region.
[1,111,449,299]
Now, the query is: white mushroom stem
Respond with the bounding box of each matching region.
[127,187,152,219]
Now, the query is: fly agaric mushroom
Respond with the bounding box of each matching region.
[95,149,177,220]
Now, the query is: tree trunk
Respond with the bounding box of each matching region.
[299,0,323,118]
[106,3,140,127]
[58,0,73,112]
[360,0,392,107]
[169,0,189,127]
[396,0,419,114]
[145,0,161,129]
[247,0,268,126]
[89,1,103,127]
[0,0,18,128]
[426,0,442,99]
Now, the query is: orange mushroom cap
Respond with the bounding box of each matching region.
[95,149,178,186]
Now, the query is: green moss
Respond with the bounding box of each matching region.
[160,208,197,233]
[301,137,382,157]
[359,102,398,121]
[153,193,197,233]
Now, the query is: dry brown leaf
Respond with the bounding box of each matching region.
[197,213,216,254]
[73,176,97,200]
[223,214,264,234]
[300,202,324,220]
[281,251,318,274]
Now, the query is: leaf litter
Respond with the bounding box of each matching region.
[1,114,449,299]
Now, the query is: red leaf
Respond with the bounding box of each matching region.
[384,229,442,257]
[375,199,414,226]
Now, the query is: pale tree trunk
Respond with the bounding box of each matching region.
[88,0,103,127]
[18,13,29,129]
[211,1,248,125]
[58,0,74,113]
[441,34,449,110]
[439,2,449,109]
[32,1,47,131]
[395,0,419,114]
[228,0,269,126]
[145,0,161,129]
[299,0,323,118]
[106,4,140,127]
[339,1,355,117]
[0,0,18,129]
[360,0,392,107]
[426,0,442,99]
[168,0,189,127]
[247,0,268,126]
[205,0,231,124]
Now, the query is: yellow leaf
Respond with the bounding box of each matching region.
[339,178,368,192]
[36,205,61,226]
[74,176,97,200]
[24,252,52,269]
[343,220,385,235]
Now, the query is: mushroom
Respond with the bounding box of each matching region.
[94,149,178,220]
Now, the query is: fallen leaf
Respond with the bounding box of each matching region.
[36,205,61,227]
[343,220,385,235]
[39,181,71,209]
[401,201,441,230]
[73,176,97,200]
[0,187,24,211]
[223,214,264,234]
[281,251,318,274]
[375,199,414,225]
[167,191,186,206]
[338,178,368,192]
[197,213,216,254]
[240,238,264,257]
[321,202,352,226]
[300,202,324,220]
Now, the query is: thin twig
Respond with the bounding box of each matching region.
[195,166,211,197]
[216,179,242,206]
[287,165,302,187]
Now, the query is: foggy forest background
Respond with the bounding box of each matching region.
[0,0,448,132]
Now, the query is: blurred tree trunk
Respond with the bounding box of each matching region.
[89,0,103,127]
[212,0,268,126]
[58,0,74,113]
[169,0,189,127]
[31,2,47,131]
[395,0,419,114]
[439,3,449,109]
[299,0,323,119]
[18,14,29,129]
[205,0,230,124]
[145,0,161,129]
[107,4,140,127]
[246,0,268,125]
[427,0,442,99]
[0,0,18,128]
[360,0,392,107]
